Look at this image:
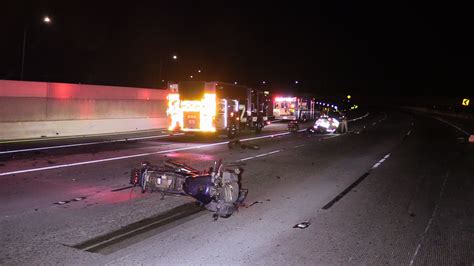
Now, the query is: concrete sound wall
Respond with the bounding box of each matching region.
[0,80,169,140]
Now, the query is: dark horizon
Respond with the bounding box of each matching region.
[1,1,473,100]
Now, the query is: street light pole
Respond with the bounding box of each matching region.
[159,54,178,84]
[21,26,27,80]
[20,16,52,80]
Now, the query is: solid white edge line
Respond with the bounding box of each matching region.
[372,162,381,168]
[347,112,370,122]
[0,132,291,176]
[0,133,183,155]
[434,117,470,136]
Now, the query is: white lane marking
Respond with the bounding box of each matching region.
[348,112,370,122]
[406,130,412,136]
[372,122,377,126]
[254,150,282,158]
[238,156,256,162]
[293,144,305,148]
[371,153,391,169]
[434,117,470,136]
[237,150,282,162]
[0,132,292,177]
[240,132,291,141]
[372,162,381,169]
[321,135,340,140]
[0,134,184,155]
[409,171,449,266]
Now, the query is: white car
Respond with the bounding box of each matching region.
[308,116,340,133]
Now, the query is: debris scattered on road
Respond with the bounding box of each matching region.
[53,196,87,206]
[228,140,260,150]
[293,221,311,229]
[248,200,263,207]
[242,143,260,150]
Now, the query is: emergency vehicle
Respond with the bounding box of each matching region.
[273,96,316,121]
[167,81,270,137]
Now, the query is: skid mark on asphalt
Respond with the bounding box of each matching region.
[322,152,392,210]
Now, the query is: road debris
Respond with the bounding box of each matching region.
[228,140,260,150]
[248,200,263,207]
[293,221,311,229]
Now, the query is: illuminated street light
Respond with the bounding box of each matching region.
[190,75,194,79]
[172,55,178,60]
[234,81,238,85]
[295,80,299,84]
[43,16,51,23]
[198,70,201,73]
[262,81,266,84]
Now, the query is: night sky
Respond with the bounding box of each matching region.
[2,1,473,102]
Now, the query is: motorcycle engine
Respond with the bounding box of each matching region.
[143,171,173,190]
[219,171,240,203]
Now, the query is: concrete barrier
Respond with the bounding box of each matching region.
[0,80,169,140]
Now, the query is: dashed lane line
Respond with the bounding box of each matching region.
[236,150,282,162]
[0,132,294,177]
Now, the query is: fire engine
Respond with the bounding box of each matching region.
[273,96,316,121]
[167,81,270,137]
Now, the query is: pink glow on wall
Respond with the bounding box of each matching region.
[0,80,168,100]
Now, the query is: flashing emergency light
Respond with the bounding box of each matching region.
[167,93,217,132]
[275,97,297,102]
[167,93,182,131]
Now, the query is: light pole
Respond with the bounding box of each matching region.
[159,54,178,84]
[21,16,52,80]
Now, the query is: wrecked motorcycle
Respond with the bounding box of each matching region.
[130,160,248,218]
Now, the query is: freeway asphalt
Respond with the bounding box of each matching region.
[0,109,472,265]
